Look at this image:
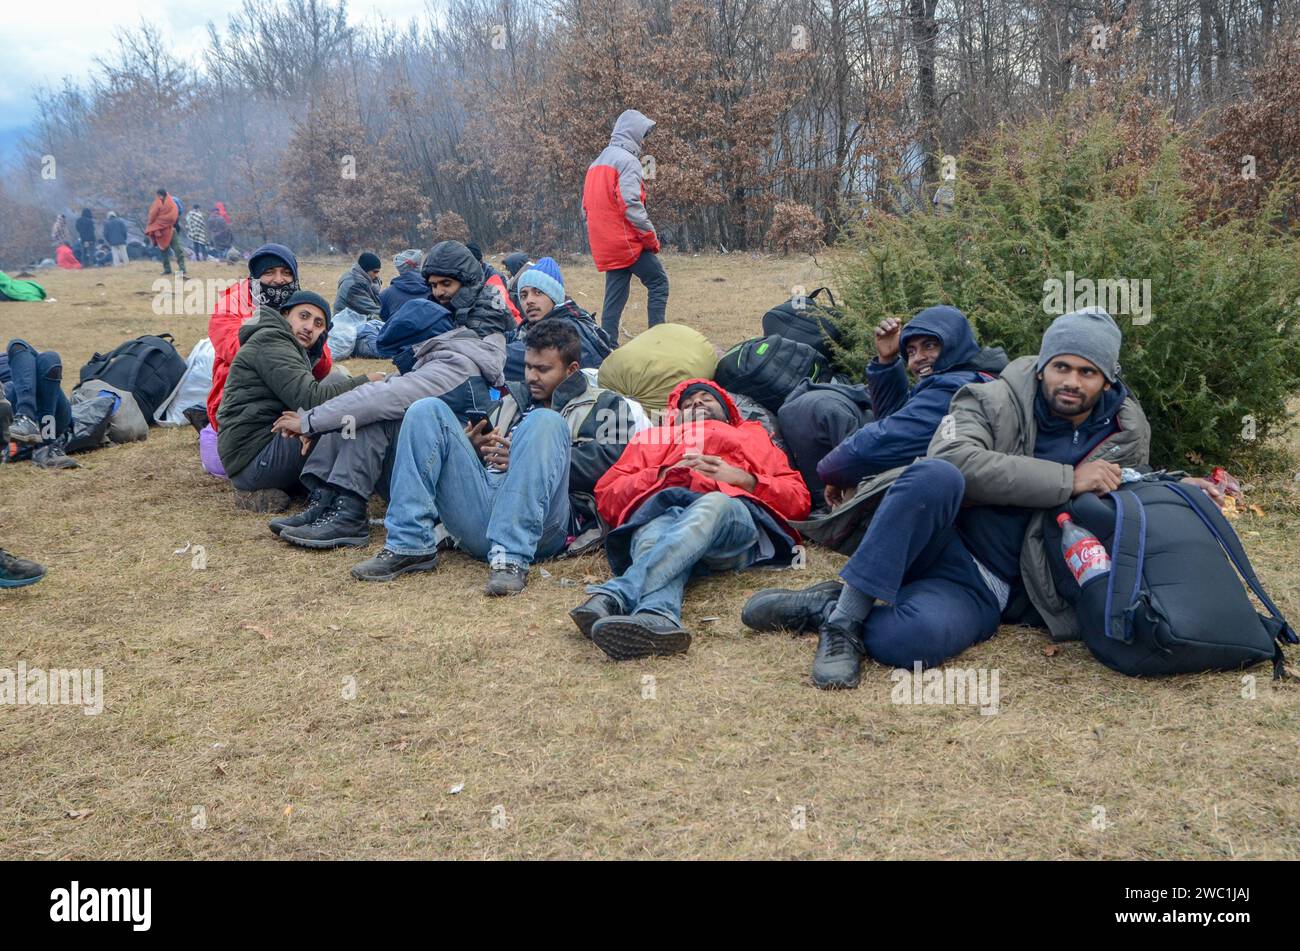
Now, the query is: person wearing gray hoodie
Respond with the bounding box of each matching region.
[582,109,669,339]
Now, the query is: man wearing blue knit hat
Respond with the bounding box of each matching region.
[504,257,615,381]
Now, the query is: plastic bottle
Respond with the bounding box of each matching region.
[1057,513,1111,586]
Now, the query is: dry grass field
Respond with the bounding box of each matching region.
[1,251,1298,860]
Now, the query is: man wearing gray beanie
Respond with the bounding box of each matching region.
[787,306,1155,689]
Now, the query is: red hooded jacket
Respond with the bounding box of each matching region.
[206,279,334,429]
[595,379,810,539]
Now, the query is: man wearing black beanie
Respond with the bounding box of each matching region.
[334,252,383,318]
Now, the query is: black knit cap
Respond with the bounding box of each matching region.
[278,290,332,322]
[358,251,382,272]
[678,382,733,423]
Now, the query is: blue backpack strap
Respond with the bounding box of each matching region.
[1102,489,1147,643]
[1163,482,1297,646]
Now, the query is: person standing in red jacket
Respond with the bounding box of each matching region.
[570,379,810,660]
[582,109,669,340]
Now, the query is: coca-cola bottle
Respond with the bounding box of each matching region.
[1057,513,1111,586]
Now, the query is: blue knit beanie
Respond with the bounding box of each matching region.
[517,257,564,305]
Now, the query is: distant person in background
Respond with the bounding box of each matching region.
[145,188,186,277]
[378,249,430,322]
[51,214,71,252]
[75,209,96,266]
[208,206,234,256]
[334,252,383,317]
[104,212,129,267]
[186,204,210,261]
[583,109,669,339]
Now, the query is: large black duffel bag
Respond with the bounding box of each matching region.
[761,286,844,361]
[714,334,828,414]
[1044,478,1295,677]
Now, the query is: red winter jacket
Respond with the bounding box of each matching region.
[485,271,522,325]
[206,279,333,430]
[582,109,661,272]
[595,379,810,539]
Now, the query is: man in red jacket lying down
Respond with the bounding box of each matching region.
[571,379,811,660]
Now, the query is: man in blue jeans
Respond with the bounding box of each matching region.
[350,396,571,594]
[2,340,78,469]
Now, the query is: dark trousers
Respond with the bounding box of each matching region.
[230,434,308,492]
[841,458,1002,669]
[778,388,871,509]
[300,419,401,502]
[192,242,208,261]
[3,340,70,441]
[600,251,668,339]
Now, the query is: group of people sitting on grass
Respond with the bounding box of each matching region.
[187,234,1238,690]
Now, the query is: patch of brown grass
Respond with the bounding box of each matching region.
[0,254,1297,859]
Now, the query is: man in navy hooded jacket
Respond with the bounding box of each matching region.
[815,305,1007,497]
[743,306,1006,673]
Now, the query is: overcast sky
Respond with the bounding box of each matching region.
[0,0,436,132]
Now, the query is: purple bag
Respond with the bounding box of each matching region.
[199,424,227,479]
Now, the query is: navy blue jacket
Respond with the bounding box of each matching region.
[378,269,431,323]
[817,306,1007,486]
[376,298,455,373]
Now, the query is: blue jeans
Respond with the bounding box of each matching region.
[591,492,761,624]
[383,397,571,567]
[841,458,1002,669]
[4,340,70,442]
[599,251,669,338]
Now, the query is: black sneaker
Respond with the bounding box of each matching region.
[269,487,337,537]
[741,579,842,634]
[0,549,47,588]
[484,562,528,596]
[32,443,80,469]
[280,492,370,549]
[569,593,621,639]
[8,415,42,445]
[351,548,439,582]
[811,619,866,690]
[0,397,12,444]
[181,405,209,433]
[590,612,691,661]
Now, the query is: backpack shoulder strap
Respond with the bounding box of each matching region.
[1099,489,1147,643]
[1163,482,1297,645]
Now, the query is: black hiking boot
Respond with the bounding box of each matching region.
[351,548,439,582]
[741,579,842,634]
[280,492,370,549]
[590,612,691,661]
[811,619,866,690]
[0,397,12,444]
[269,486,337,537]
[569,593,622,639]
[234,488,291,513]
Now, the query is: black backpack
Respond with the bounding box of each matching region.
[78,334,186,425]
[1045,479,1296,678]
[762,287,844,362]
[714,335,828,414]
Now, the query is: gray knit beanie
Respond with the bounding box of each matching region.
[1036,307,1122,383]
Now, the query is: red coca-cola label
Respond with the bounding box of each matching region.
[1064,538,1110,579]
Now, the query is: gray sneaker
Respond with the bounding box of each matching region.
[8,415,42,445]
[351,548,439,583]
[484,562,528,596]
[32,444,80,469]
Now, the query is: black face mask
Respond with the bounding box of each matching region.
[256,278,299,309]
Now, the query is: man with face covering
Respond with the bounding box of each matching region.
[764,309,1159,690]
[201,245,334,479]
[570,379,810,661]
[583,109,669,339]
